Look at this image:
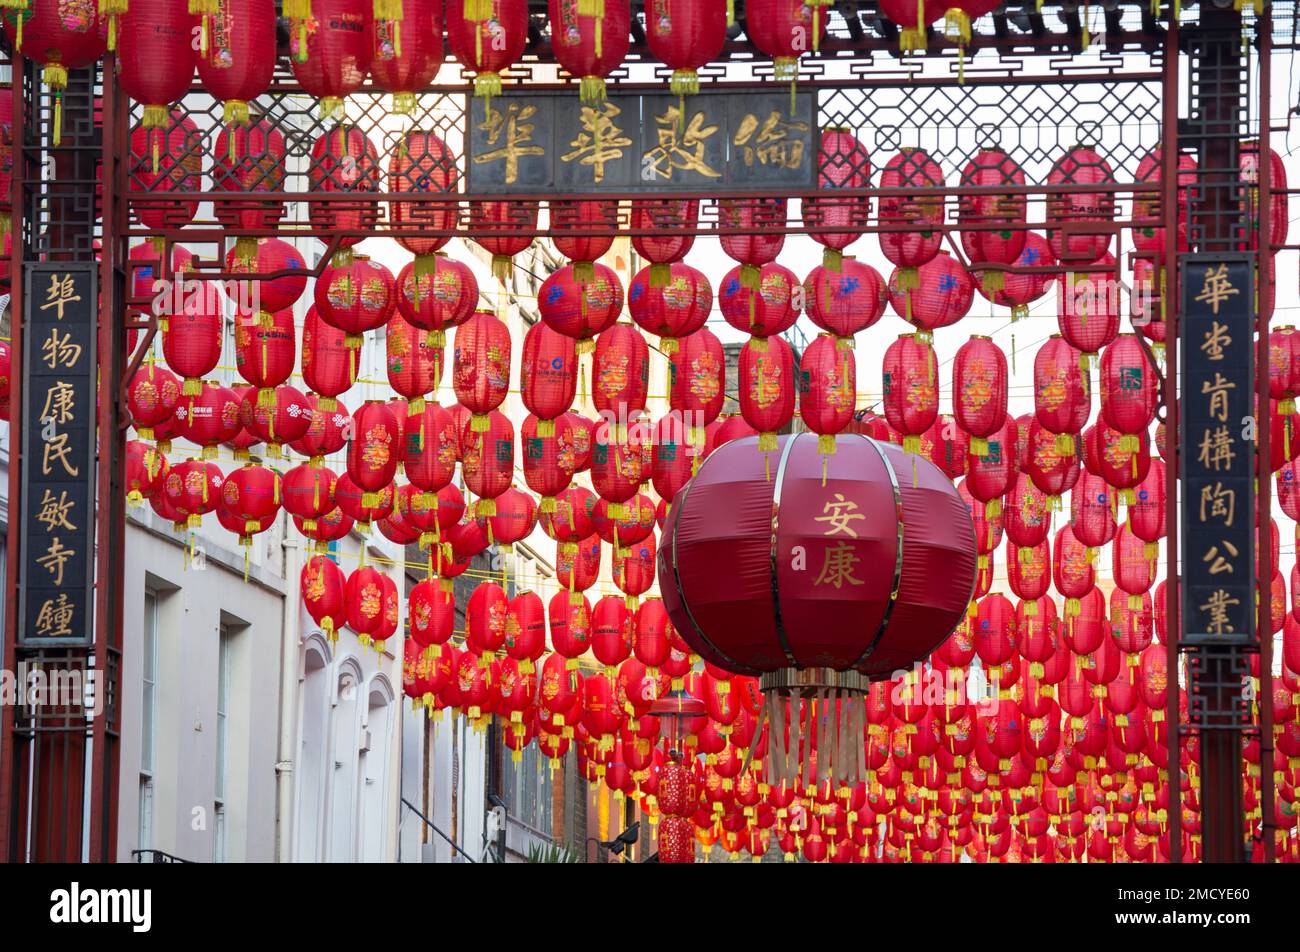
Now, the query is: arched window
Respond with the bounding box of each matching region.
[360,677,394,862]
[294,638,331,863]
[326,659,362,862]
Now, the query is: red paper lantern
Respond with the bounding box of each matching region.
[196,0,276,131]
[221,462,281,535]
[1046,145,1116,264]
[980,232,1055,322]
[799,333,856,456]
[1099,334,1158,438]
[395,255,477,348]
[387,312,444,413]
[630,199,698,280]
[370,0,443,113]
[877,0,944,50]
[802,128,872,269]
[315,253,397,348]
[747,0,827,81]
[302,555,347,640]
[282,462,338,531]
[404,401,458,496]
[445,0,529,100]
[644,0,727,96]
[347,400,401,506]
[538,262,625,347]
[210,118,288,243]
[486,486,538,553]
[548,0,631,102]
[628,262,712,354]
[614,535,656,609]
[302,305,358,409]
[592,323,649,428]
[879,148,945,289]
[162,282,223,395]
[668,328,724,445]
[453,310,511,431]
[308,123,382,251]
[389,130,457,274]
[959,148,1027,288]
[5,1,106,145]
[1057,252,1120,361]
[590,427,645,516]
[346,565,387,646]
[129,111,203,230]
[290,0,373,118]
[550,199,617,273]
[128,363,182,443]
[119,1,197,166]
[739,335,796,453]
[888,251,973,338]
[882,333,938,455]
[234,308,295,408]
[661,433,977,678]
[126,440,169,505]
[461,409,514,515]
[164,458,224,528]
[521,321,578,433]
[225,236,308,319]
[1034,335,1090,439]
[953,335,1008,456]
[1053,526,1095,614]
[804,258,887,342]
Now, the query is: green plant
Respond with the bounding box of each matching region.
[525,842,583,864]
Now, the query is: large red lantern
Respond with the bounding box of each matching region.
[746,0,827,82]
[126,440,169,505]
[669,328,724,446]
[118,1,197,146]
[128,362,182,443]
[1099,334,1158,442]
[162,283,223,395]
[461,410,514,515]
[644,0,727,96]
[129,110,203,228]
[164,458,224,528]
[1057,252,1120,361]
[445,0,529,100]
[522,321,578,432]
[661,433,975,784]
[221,462,281,535]
[175,383,240,461]
[550,199,617,275]
[630,199,697,282]
[592,323,649,428]
[387,313,444,414]
[1034,335,1090,447]
[980,232,1055,322]
[877,0,944,50]
[958,148,1027,289]
[240,385,313,457]
[879,148,945,293]
[282,463,338,532]
[952,336,1008,456]
[522,413,579,509]
[395,255,477,349]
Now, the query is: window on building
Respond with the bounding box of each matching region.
[501,737,553,836]
[139,590,159,850]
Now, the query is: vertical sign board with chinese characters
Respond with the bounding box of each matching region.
[18,264,98,646]
[1180,253,1254,646]
[467,91,816,192]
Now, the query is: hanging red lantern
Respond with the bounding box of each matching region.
[409,577,455,655]
[953,335,1008,456]
[395,255,477,349]
[370,0,443,113]
[446,0,528,101]
[119,1,197,169]
[1132,144,1196,262]
[804,258,887,343]
[644,0,727,97]
[651,413,696,505]
[345,565,387,647]
[308,123,382,254]
[614,536,656,609]
[1034,335,1090,445]
[548,0,630,103]
[550,589,594,668]
[225,236,308,322]
[921,412,969,480]
[336,472,395,526]
[315,253,397,349]
[210,118,289,249]
[1046,145,1116,264]
[128,363,182,443]
[630,199,698,284]
[979,231,1055,322]
[557,534,601,603]
[964,416,1015,521]
[669,328,724,447]
[592,323,649,429]
[4,1,106,146]
[888,252,974,340]
[1240,141,1289,251]
[195,0,276,138]
[882,332,939,456]
[1082,421,1150,502]
[461,409,514,516]
[719,262,801,348]
[538,262,625,348]
[404,402,458,497]
[1113,524,1156,614]
[234,308,295,408]
[522,413,579,511]
[302,555,347,641]
[290,0,373,119]
[1099,334,1158,441]
[799,333,856,457]
[126,440,169,505]
[1055,251,1118,361]
[802,128,872,270]
[521,321,578,434]
[1053,526,1095,615]
[959,148,1027,292]
[129,112,203,229]
[550,199,617,275]
[282,462,338,532]
[347,400,401,507]
[879,148,945,292]
[1004,472,1049,552]
[747,0,827,86]
[628,262,712,354]
[739,335,796,453]
[486,486,538,553]
[388,130,458,275]
[387,312,444,414]
[472,199,538,284]
[240,385,313,457]
[162,282,223,395]
[590,426,645,517]
[877,0,944,50]
[302,305,358,410]
[453,310,511,432]
[164,458,224,528]
[221,462,281,536]
[1070,470,1115,553]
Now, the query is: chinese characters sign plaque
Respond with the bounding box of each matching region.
[467,91,816,193]
[1179,253,1253,647]
[19,264,98,646]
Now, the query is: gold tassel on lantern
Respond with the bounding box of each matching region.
[2,1,28,52]
[285,0,312,60]
[376,0,406,58]
[100,0,128,52]
[579,75,607,105]
[648,263,670,287]
[43,65,69,147]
